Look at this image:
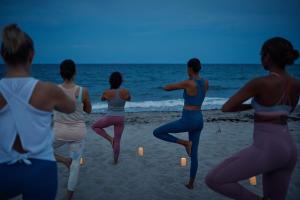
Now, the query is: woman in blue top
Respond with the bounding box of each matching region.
[153,58,209,189]
[0,24,75,200]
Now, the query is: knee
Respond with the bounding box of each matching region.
[153,128,160,138]
[113,141,120,148]
[91,123,96,130]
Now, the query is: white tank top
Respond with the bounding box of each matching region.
[0,77,55,164]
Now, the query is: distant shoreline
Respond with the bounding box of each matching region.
[85,106,300,126]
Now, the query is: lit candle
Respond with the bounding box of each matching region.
[180,157,187,167]
[80,157,84,165]
[249,176,257,185]
[138,147,144,156]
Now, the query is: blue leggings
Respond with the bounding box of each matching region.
[153,110,203,178]
[0,159,57,200]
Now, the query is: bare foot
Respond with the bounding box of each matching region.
[185,183,194,190]
[185,141,192,157]
[113,160,118,165]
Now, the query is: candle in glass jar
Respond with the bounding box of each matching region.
[80,157,84,165]
[138,147,144,156]
[180,157,187,167]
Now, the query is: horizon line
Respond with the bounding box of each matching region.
[1,62,300,65]
[28,63,263,65]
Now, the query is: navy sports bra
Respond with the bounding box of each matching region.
[183,78,206,107]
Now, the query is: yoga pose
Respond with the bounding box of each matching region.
[0,24,75,200]
[205,37,300,200]
[92,72,131,164]
[153,58,209,189]
[53,59,91,200]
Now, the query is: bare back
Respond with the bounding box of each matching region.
[102,88,131,101]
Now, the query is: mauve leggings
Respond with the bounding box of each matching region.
[92,115,125,158]
[205,123,298,200]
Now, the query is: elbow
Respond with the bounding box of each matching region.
[85,108,92,114]
[163,86,170,91]
[221,104,232,112]
[84,104,92,114]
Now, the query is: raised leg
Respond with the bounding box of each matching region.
[92,116,114,145]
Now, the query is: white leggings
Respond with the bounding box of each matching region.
[53,140,84,191]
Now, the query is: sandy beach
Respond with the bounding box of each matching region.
[38,108,297,200]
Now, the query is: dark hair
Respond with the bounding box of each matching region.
[1,24,34,66]
[187,58,201,73]
[109,71,123,89]
[60,59,76,80]
[262,37,299,67]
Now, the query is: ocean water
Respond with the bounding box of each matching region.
[1,64,299,113]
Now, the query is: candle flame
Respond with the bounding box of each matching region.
[80,157,84,165]
[180,157,187,167]
[249,176,257,185]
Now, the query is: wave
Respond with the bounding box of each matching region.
[92,97,228,113]
[209,85,239,91]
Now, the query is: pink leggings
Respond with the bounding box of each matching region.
[205,123,297,200]
[92,116,125,160]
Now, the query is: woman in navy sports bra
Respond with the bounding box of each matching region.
[205,37,300,200]
[153,58,209,189]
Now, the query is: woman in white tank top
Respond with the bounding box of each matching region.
[53,59,91,200]
[0,24,75,200]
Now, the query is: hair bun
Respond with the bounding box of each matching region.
[285,49,299,65]
[1,24,34,65]
[2,24,25,55]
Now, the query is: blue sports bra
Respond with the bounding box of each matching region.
[183,78,206,107]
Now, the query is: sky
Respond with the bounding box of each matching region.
[0,0,300,64]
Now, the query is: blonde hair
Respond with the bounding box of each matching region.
[1,24,34,66]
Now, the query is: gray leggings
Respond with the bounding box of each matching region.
[205,123,297,200]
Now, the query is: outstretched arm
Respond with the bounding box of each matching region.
[222,78,260,112]
[163,80,191,91]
